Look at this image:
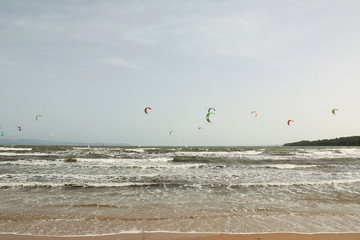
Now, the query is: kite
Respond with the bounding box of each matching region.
[198,127,202,130]
[169,130,173,135]
[332,109,339,115]
[206,112,215,123]
[1,132,4,136]
[251,111,258,117]
[208,107,216,113]
[18,126,22,131]
[36,115,43,120]
[287,120,294,126]
[144,107,152,114]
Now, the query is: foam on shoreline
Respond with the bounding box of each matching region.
[1,232,360,240]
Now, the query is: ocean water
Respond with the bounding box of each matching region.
[0,145,359,236]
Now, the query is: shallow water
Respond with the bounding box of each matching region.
[0,146,359,235]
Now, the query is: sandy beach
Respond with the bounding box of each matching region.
[1,233,360,240]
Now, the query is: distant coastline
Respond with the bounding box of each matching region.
[0,138,129,146]
[284,136,360,146]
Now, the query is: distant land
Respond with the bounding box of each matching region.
[0,138,129,146]
[284,136,360,146]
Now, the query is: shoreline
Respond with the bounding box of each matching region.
[1,233,360,240]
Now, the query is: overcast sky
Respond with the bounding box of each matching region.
[1,0,360,146]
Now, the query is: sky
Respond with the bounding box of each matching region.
[1,0,360,146]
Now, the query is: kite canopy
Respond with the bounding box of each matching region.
[169,130,173,135]
[208,107,216,113]
[36,115,43,120]
[287,120,294,126]
[332,109,339,115]
[144,107,152,114]
[251,111,258,117]
[206,112,215,123]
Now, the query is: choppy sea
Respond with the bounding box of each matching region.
[0,145,359,236]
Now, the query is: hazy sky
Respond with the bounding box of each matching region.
[1,0,360,146]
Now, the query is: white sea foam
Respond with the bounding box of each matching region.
[0,147,32,151]
[169,149,360,161]
[74,158,123,163]
[74,157,174,164]
[263,164,319,169]
[124,148,145,153]
[147,157,173,162]
[228,178,360,187]
[0,181,159,188]
[294,148,360,159]
[0,160,59,166]
[0,152,49,156]
[168,151,264,160]
[73,158,205,170]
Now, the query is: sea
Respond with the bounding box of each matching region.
[0,145,359,236]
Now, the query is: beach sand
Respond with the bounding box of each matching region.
[1,233,360,240]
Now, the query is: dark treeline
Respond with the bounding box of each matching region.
[284,136,360,146]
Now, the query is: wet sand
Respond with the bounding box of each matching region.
[1,233,360,240]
